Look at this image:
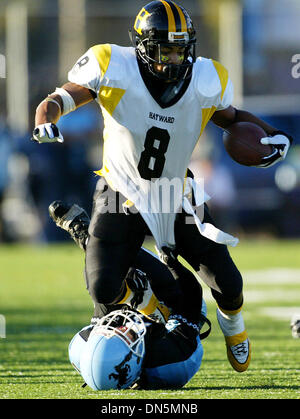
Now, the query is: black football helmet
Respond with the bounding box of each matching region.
[129,1,196,82]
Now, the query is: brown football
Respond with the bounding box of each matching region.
[223,122,274,166]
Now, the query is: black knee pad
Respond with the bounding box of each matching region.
[212,290,244,311]
[85,265,126,305]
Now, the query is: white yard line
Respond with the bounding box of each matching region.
[260,307,300,320]
[202,268,300,306]
[242,268,300,284]
[201,268,300,323]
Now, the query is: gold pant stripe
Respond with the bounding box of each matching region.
[219,305,243,316]
[117,282,132,304]
[139,293,158,316]
[157,302,170,322]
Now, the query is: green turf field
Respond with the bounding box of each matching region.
[0,239,300,399]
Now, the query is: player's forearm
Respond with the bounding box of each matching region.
[35,83,93,127]
[212,106,278,136]
[35,95,63,126]
[233,109,277,136]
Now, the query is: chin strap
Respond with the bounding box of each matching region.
[199,314,212,340]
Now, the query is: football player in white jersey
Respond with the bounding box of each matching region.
[32,1,293,373]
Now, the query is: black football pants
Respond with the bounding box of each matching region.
[85,178,243,312]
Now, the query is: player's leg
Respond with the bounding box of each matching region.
[49,189,146,305]
[84,177,148,306]
[195,243,250,373]
[48,179,206,323]
[175,205,243,306]
[174,205,251,372]
[48,184,181,320]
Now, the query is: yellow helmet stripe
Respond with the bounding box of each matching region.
[160,0,176,33]
[172,3,187,32]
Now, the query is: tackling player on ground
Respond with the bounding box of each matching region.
[32,1,293,373]
[49,199,211,390]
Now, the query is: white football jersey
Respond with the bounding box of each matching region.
[68,44,237,249]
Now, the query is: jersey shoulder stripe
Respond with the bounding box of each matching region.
[68,48,102,93]
[193,57,230,103]
[193,57,232,136]
[68,44,136,96]
[91,44,112,80]
[92,45,134,116]
[92,44,136,84]
[211,59,229,100]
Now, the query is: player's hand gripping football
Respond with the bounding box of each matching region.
[257,131,293,168]
[31,123,64,144]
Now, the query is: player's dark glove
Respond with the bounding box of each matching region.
[256,131,293,168]
[126,268,148,309]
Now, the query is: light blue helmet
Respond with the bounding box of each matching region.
[68,325,93,374]
[79,310,146,390]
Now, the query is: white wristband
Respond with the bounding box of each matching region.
[43,97,62,112]
[54,87,76,116]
